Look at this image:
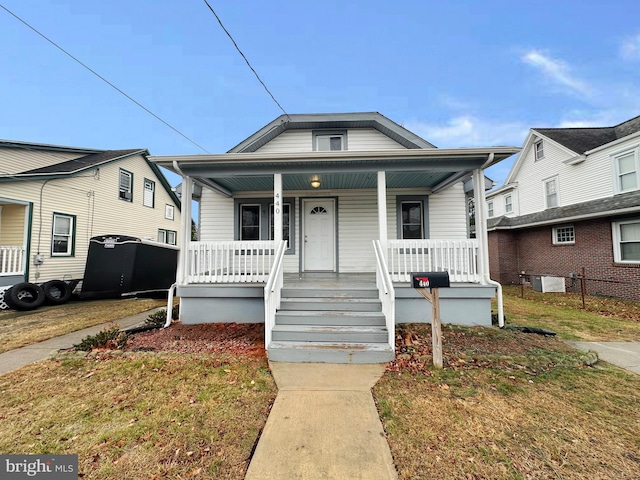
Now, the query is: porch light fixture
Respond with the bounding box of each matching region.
[310,175,321,189]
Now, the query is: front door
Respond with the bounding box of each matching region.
[302,199,336,271]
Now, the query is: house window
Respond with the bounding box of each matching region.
[613,219,640,263]
[143,178,155,207]
[158,229,177,245]
[269,203,291,247]
[119,169,133,202]
[400,201,424,239]
[544,177,558,208]
[613,149,638,193]
[51,213,75,256]
[165,204,175,220]
[240,204,261,241]
[535,140,544,160]
[553,225,575,245]
[313,130,347,151]
[487,201,494,218]
[504,195,513,214]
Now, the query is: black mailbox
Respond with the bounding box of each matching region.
[412,272,450,289]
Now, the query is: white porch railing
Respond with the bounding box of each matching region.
[187,241,278,283]
[0,246,25,276]
[373,240,395,352]
[264,240,287,347]
[388,239,480,283]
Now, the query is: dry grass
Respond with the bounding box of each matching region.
[501,286,640,341]
[374,324,640,479]
[0,298,164,353]
[0,352,276,479]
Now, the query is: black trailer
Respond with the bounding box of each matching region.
[80,235,178,299]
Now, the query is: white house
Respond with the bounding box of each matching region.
[486,114,640,301]
[151,112,519,362]
[0,140,181,289]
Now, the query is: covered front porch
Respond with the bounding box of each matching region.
[0,200,30,287]
[152,146,517,362]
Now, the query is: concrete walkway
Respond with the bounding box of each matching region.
[245,362,397,480]
[568,341,640,375]
[0,308,161,376]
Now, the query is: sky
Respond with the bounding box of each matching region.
[2,0,640,191]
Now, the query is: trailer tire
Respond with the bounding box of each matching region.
[5,282,46,311]
[42,280,72,305]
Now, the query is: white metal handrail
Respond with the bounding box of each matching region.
[264,240,287,347]
[0,246,25,276]
[373,240,395,352]
[388,239,479,283]
[187,241,277,283]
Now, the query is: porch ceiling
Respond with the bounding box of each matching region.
[150,147,521,194]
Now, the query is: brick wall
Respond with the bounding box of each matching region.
[488,216,640,301]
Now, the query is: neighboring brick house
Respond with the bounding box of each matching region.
[486,115,640,301]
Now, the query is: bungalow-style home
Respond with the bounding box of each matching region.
[486,114,640,301]
[151,112,519,362]
[0,140,182,291]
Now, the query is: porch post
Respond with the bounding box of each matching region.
[377,171,388,256]
[178,176,193,285]
[472,168,489,284]
[273,173,283,245]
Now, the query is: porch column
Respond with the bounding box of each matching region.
[472,168,489,284]
[273,173,283,245]
[178,176,193,285]
[377,171,388,255]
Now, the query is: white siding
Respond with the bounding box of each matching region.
[486,188,517,218]
[255,131,312,153]
[0,154,181,283]
[199,188,234,241]
[429,183,468,239]
[0,147,85,174]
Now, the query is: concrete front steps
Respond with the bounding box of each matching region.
[267,287,395,364]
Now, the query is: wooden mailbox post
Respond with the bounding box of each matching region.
[412,272,450,369]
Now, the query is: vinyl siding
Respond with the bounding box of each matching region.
[254,129,406,153]
[0,204,26,245]
[0,147,85,174]
[0,154,180,282]
[429,183,468,239]
[486,188,517,218]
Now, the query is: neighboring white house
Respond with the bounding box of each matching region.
[0,140,181,287]
[485,115,640,301]
[151,112,519,363]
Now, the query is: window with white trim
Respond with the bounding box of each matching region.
[535,140,544,160]
[487,200,494,218]
[119,169,133,202]
[51,213,75,256]
[612,219,640,263]
[504,194,513,213]
[143,178,155,207]
[544,177,558,208]
[553,225,575,245]
[158,229,177,245]
[165,204,175,220]
[613,149,639,193]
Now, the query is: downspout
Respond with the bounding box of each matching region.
[473,155,505,328]
[164,160,191,328]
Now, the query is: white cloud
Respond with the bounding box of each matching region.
[521,50,593,98]
[405,116,528,149]
[621,33,640,61]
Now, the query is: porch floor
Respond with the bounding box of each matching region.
[283,273,377,289]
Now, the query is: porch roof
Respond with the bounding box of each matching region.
[151,147,519,196]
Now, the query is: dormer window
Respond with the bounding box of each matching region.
[534,140,544,160]
[313,130,347,151]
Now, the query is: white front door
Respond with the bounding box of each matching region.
[303,199,336,271]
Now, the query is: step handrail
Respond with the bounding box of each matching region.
[264,240,287,347]
[373,240,395,352]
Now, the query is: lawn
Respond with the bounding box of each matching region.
[0,298,165,353]
[374,288,640,479]
[0,351,276,479]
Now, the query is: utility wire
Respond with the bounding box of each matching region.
[202,0,291,121]
[0,4,210,153]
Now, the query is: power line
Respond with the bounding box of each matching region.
[0,4,210,154]
[202,0,291,121]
